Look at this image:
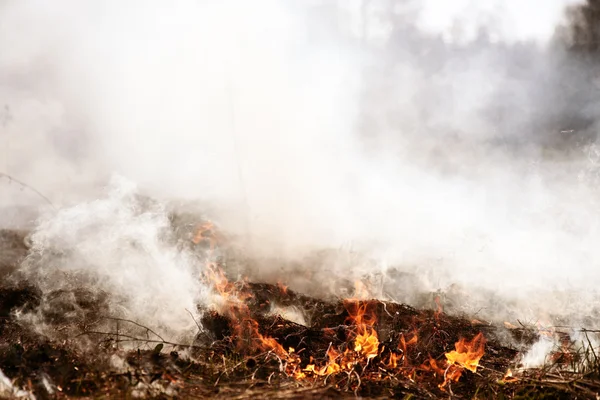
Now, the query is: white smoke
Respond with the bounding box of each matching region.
[20,175,210,339]
[2,0,600,340]
[0,368,35,399]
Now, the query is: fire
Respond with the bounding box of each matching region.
[420,332,487,389]
[501,368,519,383]
[193,225,493,392]
[353,280,370,299]
[298,301,382,379]
[204,264,237,300]
[399,331,418,352]
[276,281,288,295]
[386,353,399,369]
[192,221,216,246]
[445,332,486,373]
[195,221,289,359]
[535,320,555,339]
[396,331,418,369]
[231,313,288,357]
[434,295,443,321]
[344,300,379,359]
[422,357,463,389]
[304,347,343,376]
[354,331,379,359]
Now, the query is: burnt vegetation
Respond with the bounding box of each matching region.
[0,220,600,400]
[3,3,600,400]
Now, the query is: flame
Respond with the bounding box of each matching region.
[300,301,383,379]
[196,222,289,359]
[445,332,486,373]
[501,368,519,383]
[422,357,464,390]
[354,330,379,359]
[205,264,236,299]
[232,314,288,357]
[303,347,344,376]
[386,353,399,369]
[345,300,379,359]
[536,320,555,339]
[353,280,370,299]
[276,281,288,295]
[550,337,575,364]
[195,222,491,389]
[192,221,216,246]
[434,295,443,321]
[397,331,418,369]
[399,331,418,352]
[442,365,464,387]
[420,333,487,389]
[323,327,335,337]
[422,357,446,376]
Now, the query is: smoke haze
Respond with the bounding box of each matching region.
[2,0,600,335]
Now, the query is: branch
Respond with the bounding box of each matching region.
[0,172,56,210]
[101,316,166,342]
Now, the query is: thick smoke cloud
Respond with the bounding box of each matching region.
[2,0,600,336]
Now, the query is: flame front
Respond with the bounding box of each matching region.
[196,221,288,358]
[299,301,381,378]
[193,223,490,391]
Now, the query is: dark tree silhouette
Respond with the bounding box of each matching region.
[561,0,600,58]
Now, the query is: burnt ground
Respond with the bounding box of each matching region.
[0,229,599,399]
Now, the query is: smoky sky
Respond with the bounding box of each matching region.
[4,1,600,332]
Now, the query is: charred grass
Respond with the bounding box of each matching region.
[0,229,599,399]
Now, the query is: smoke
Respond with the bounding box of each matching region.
[0,368,34,399]
[3,0,600,338]
[19,176,210,340]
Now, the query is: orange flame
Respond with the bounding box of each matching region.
[422,357,446,376]
[386,353,399,369]
[197,223,288,360]
[422,358,463,390]
[397,331,418,369]
[354,330,379,359]
[421,333,486,389]
[501,368,519,383]
[353,280,370,299]
[276,281,288,295]
[304,347,343,376]
[196,223,491,388]
[192,221,216,246]
[434,295,443,321]
[345,300,379,359]
[444,332,486,373]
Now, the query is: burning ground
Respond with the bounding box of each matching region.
[1,208,600,400]
[4,0,600,398]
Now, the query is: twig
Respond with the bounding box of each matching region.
[102,316,166,342]
[0,172,56,210]
[76,330,206,351]
[214,360,245,387]
[380,301,393,318]
[186,308,203,334]
[579,328,600,334]
[352,369,361,396]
